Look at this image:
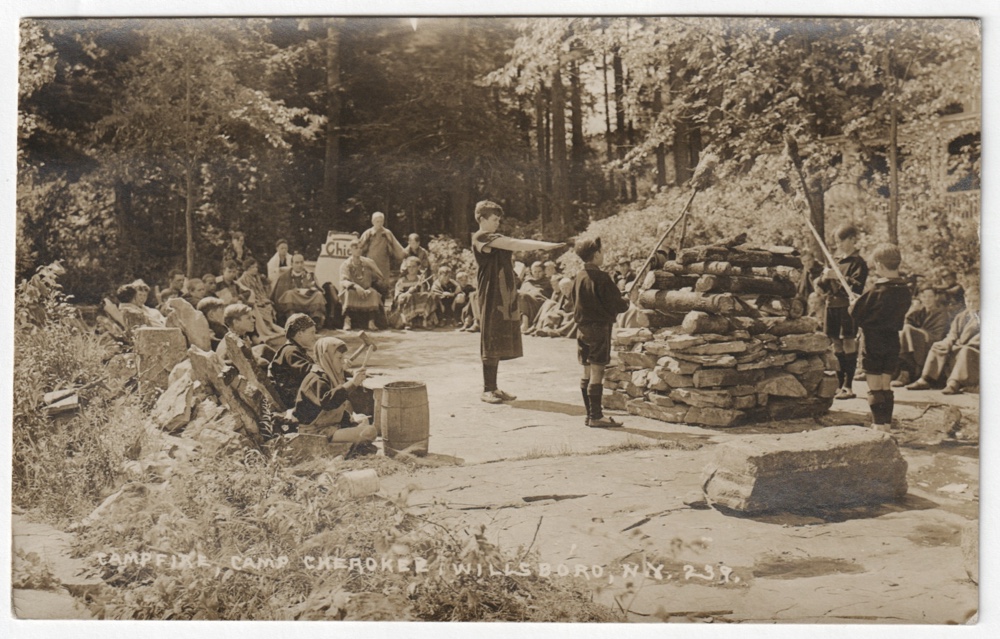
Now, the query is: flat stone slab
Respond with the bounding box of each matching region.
[703,426,908,514]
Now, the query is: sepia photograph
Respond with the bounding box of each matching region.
[4,1,990,634]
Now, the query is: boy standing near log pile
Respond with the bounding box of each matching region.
[573,238,631,427]
[849,244,912,431]
[816,223,868,399]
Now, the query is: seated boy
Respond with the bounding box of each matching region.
[269,313,319,409]
[454,271,477,330]
[533,277,577,338]
[517,261,554,333]
[215,260,252,305]
[906,285,979,395]
[573,238,630,427]
[394,256,435,328]
[216,303,269,368]
[893,286,951,386]
[197,297,228,350]
[430,265,460,325]
[849,244,912,430]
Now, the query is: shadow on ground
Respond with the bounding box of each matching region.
[715,491,941,525]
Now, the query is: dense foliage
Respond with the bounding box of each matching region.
[18,17,980,302]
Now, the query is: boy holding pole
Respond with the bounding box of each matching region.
[816,223,869,399]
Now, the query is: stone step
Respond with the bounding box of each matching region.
[702,426,908,514]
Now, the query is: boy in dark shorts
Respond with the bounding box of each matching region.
[472,201,563,404]
[573,237,631,427]
[849,244,912,431]
[816,223,869,399]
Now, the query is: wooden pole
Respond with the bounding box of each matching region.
[628,189,697,304]
[784,136,858,303]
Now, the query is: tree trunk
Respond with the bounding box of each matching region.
[807,182,826,254]
[185,164,195,278]
[535,82,549,233]
[602,49,615,200]
[602,51,614,163]
[653,88,667,190]
[627,119,638,201]
[612,47,628,201]
[888,103,900,244]
[451,173,470,245]
[450,18,471,243]
[643,271,700,291]
[695,274,798,297]
[681,312,734,336]
[569,59,585,205]
[183,56,195,278]
[323,20,342,218]
[550,66,569,234]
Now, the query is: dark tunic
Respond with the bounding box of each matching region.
[817,251,868,308]
[293,370,353,427]
[850,278,912,357]
[473,230,523,361]
[573,264,630,325]
[269,341,313,409]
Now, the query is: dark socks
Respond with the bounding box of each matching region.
[883,390,895,424]
[867,390,895,425]
[587,383,604,420]
[867,391,883,424]
[842,352,856,390]
[581,379,592,418]
[483,359,499,392]
[835,353,847,387]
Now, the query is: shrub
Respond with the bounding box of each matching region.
[12,263,150,524]
[12,318,150,524]
[427,235,477,277]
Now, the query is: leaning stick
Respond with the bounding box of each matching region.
[629,153,719,303]
[784,136,859,303]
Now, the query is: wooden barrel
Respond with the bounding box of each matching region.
[380,381,430,458]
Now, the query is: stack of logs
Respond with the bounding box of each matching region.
[604,240,839,427]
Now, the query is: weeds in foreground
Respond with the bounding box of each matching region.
[74,447,620,621]
[13,284,150,525]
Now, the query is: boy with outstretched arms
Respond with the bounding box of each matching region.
[573,237,631,427]
[849,244,912,431]
[816,223,869,399]
[472,201,563,404]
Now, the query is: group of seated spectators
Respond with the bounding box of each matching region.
[352,212,481,331]
[899,280,978,395]
[113,274,379,452]
[512,259,577,338]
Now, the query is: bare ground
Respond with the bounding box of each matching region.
[360,327,979,624]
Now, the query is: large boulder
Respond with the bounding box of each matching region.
[165,298,213,351]
[134,327,188,395]
[703,426,908,514]
[151,368,194,433]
